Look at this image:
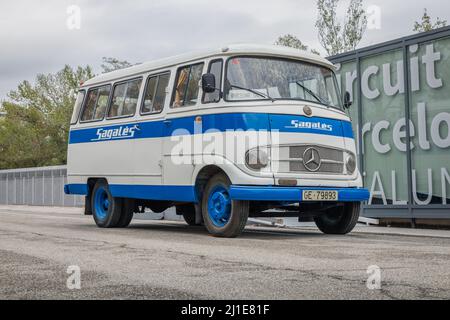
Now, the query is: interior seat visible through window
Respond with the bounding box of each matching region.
[108,78,142,118]
[80,85,111,122]
[172,63,204,108]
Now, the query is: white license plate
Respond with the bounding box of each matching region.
[302,190,338,201]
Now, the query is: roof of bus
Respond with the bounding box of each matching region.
[81,44,335,87]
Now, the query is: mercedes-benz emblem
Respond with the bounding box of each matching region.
[302,147,321,172]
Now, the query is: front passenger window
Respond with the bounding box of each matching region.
[172,63,204,107]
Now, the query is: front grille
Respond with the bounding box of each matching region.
[274,145,345,174]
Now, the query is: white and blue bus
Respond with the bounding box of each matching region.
[65,44,369,237]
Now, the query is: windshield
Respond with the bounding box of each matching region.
[225,56,342,109]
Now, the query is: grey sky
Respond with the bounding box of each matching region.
[0,0,449,100]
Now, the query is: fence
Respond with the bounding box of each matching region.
[0,166,84,207]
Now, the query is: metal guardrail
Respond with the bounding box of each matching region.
[0,165,84,207]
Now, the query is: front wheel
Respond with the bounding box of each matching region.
[201,173,249,238]
[314,202,360,235]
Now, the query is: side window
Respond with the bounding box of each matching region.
[70,90,85,124]
[141,72,170,114]
[80,85,111,122]
[108,78,142,118]
[172,63,204,108]
[203,59,223,103]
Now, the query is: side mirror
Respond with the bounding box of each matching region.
[201,73,216,93]
[343,91,352,109]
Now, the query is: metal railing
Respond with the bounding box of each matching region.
[0,165,84,207]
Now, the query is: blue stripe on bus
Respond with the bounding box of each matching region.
[65,184,88,195]
[229,186,370,202]
[64,183,368,203]
[109,185,197,202]
[64,183,197,202]
[68,113,354,144]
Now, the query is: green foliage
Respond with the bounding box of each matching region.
[274,34,321,55]
[0,65,94,169]
[316,0,367,56]
[101,57,133,73]
[413,8,447,33]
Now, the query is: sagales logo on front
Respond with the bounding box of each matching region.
[289,120,333,132]
[93,125,139,141]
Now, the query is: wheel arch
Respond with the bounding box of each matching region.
[85,177,108,215]
[193,165,228,202]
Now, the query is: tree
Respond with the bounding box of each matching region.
[101,57,133,73]
[413,8,447,33]
[316,0,367,56]
[0,65,93,169]
[274,34,321,55]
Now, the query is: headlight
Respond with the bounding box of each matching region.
[346,153,356,174]
[245,148,269,170]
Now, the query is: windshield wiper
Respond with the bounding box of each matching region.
[295,81,327,105]
[229,84,275,102]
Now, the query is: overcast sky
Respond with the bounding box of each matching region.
[0,0,449,100]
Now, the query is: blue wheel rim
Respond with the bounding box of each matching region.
[94,186,110,221]
[207,185,231,227]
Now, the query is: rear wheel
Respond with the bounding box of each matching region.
[201,173,249,238]
[314,202,360,235]
[91,180,122,228]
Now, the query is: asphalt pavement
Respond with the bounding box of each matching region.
[0,205,449,300]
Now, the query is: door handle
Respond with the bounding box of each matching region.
[163,120,172,126]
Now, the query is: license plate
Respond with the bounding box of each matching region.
[302,190,338,201]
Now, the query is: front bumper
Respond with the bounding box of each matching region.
[229,186,370,202]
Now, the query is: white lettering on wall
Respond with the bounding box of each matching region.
[422,44,443,89]
[442,168,450,205]
[372,121,390,154]
[341,44,443,100]
[362,66,380,100]
[391,170,407,205]
[412,169,433,205]
[392,118,415,152]
[361,122,372,155]
[369,171,387,205]
[362,103,449,154]
[430,112,450,148]
[417,102,431,150]
[383,60,405,96]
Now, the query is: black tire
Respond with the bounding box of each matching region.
[314,202,360,235]
[91,180,123,228]
[176,204,199,226]
[201,173,249,238]
[116,198,135,228]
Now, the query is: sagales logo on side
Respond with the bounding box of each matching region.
[289,120,333,132]
[93,125,139,141]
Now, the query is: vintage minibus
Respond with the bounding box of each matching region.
[65,44,369,237]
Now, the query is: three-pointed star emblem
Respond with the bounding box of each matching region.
[302,147,321,172]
